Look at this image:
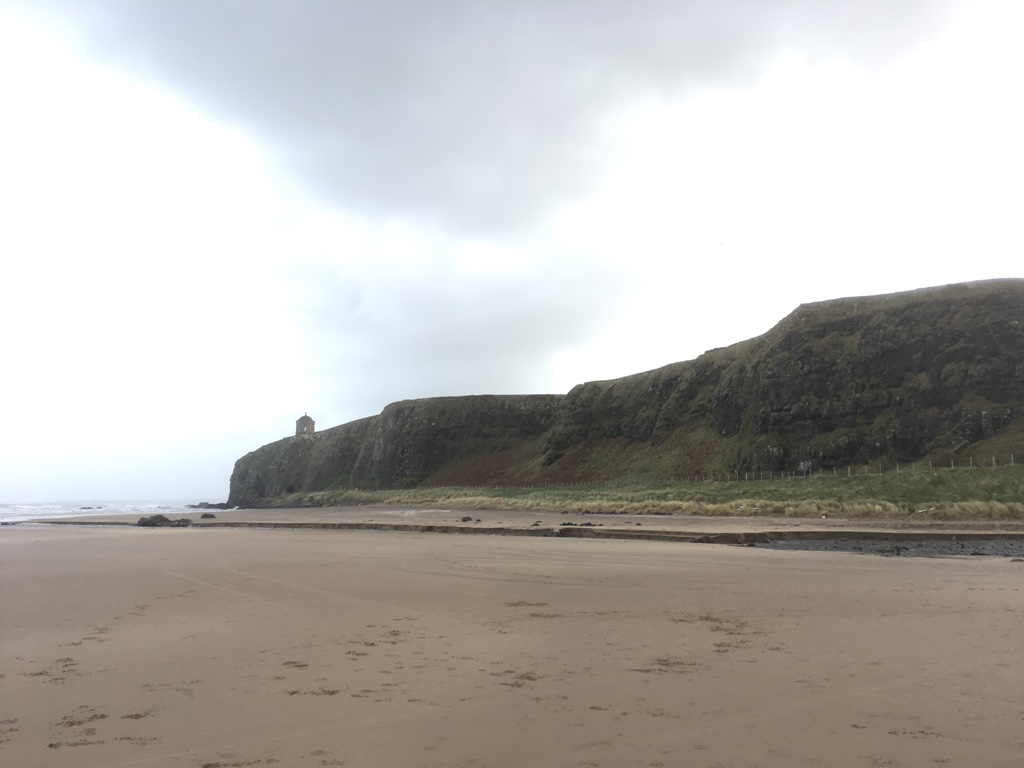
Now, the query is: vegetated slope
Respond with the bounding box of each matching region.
[542,279,1024,479]
[228,279,1024,507]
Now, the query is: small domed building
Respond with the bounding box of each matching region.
[295,413,315,437]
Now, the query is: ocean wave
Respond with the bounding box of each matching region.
[0,501,205,524]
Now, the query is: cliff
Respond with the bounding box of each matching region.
[228,279,1024,506]
[542,280,1024,476]
[228,416,376,504]
[228,395,561,506]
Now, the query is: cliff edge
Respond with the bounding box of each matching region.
[228,280,1024,506]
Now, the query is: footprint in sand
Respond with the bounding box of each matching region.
[121,708,157,721]
[56,705,107,728]
[0,718,18,744]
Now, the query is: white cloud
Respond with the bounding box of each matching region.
[2,0,1021,501]
[546,2,1024,380]
[0,14,315,499]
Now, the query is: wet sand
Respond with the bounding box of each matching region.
[42,504,1024,533]
[2,523,1023,767]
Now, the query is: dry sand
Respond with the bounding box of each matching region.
[2,523,1022,767]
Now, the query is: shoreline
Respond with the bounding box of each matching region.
[24,505,1024,559]
[33,505,1024,547]
[36,516,1024,538]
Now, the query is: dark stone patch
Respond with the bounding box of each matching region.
[762,539,1024,558]
[137,515,192,527]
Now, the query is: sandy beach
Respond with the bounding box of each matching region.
[2,521,1023,767]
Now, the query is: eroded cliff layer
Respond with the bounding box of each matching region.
[228,280,1024,506]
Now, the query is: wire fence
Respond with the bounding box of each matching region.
[734,453,1017,482]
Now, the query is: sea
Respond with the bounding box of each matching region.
[0,501,208,525]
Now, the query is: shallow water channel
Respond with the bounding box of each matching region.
[759,538,1024,557]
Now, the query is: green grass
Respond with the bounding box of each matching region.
[264,463,1024,520]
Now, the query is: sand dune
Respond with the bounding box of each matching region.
[2,524,1022,767]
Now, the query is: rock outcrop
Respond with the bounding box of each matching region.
[228,280,1024,507]
[138,514,192,527]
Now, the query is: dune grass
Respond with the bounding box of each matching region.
[266,464,1024,520]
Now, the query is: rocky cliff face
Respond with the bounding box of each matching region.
[228,417,376,506]
[228,396,561,506]
[543,280,1024,475]
[350,395,562,489]
[228,280,1024,505]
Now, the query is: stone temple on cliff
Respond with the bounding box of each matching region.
[295,413,315,437]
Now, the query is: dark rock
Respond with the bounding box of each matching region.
[460,515,473,522]
[200,513,216,519]
[138,514,192,528]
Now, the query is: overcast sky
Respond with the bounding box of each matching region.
[2,0,1022,502]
